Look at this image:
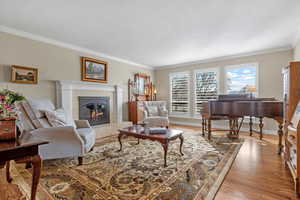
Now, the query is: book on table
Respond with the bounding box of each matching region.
[148,128,167,134]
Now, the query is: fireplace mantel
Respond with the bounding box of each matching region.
[55,80,123,125]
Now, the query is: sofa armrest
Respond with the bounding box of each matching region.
[23,126,85,159]
[75,120,91,128]
[29,126,84,144]
[143,110,149,118]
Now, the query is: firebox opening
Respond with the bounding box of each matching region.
[79,96,110,126]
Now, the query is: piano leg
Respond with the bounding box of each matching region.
[233,119,237,136]
[259,117,264,140]
[234,118,239,136]
[229,119,233,135]
[207,119,211,140]
[227,118,240,139]
[278,123,283,155]
[202,118,205,136]
[249,116,253,136]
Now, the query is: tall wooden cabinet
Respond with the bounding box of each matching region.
[283,62,300,195]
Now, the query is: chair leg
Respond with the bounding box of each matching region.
[25,162,32,169]
[90,147,94,152]
[78,157,83,165]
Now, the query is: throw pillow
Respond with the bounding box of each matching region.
[42,110,67,127]
[159,105,168,117]
[146,105,159,117]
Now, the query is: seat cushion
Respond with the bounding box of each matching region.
[144,116,169,127]
[77,128,96,152]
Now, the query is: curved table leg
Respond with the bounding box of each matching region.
[118,133,123,151]
[6,161,12,183]
[162,142,169,167]
[179,135,184,156]
[31,155,42,200]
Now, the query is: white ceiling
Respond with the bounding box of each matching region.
[1,0,300,68]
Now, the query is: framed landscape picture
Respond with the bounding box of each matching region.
[11,65,38,84]
[81,57,108,83]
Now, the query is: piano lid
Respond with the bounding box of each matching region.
[217,94,276,101]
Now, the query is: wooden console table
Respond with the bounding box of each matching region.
[118,126,184,167]
[0,139,48,200]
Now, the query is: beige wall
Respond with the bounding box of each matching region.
[294,40,300,60]
[0,32,154,120]
[155,50,293,132]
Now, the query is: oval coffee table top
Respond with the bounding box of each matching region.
[119,126,183,140]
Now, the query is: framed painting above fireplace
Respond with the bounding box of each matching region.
[81,57,108,83]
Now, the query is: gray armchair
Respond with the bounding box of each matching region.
[16,99,96,165]
[143,101,169,128]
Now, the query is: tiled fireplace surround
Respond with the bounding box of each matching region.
[55,80,131,138]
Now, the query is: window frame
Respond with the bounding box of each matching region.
[193,67,220,117]
[169,71,191,116]
[224,63,259,96]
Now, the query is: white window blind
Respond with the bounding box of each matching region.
[225,64,258,95]
[195,70,218,114]
[170,72,190,114]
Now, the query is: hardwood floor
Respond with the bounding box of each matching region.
[172,125,298,200]
[0,125,298,200]
[215,132,297,200]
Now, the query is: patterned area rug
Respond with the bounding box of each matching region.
[14,129,243,200]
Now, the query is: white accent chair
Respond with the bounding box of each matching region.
[16,99,96,165]
[143,101,169,128]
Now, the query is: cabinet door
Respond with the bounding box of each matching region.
[137,101,145,124]
[128,102,137,124]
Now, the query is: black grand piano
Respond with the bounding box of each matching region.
[200,94,283,154]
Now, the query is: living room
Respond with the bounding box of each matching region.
[1,1,300,200]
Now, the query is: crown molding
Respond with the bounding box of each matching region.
[0,25,153,70]
[155,46,293,70]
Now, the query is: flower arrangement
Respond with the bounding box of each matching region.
[0,89,25,119]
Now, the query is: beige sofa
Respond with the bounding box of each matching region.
[16,99,96,165]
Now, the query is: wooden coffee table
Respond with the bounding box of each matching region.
[118,126,184,167]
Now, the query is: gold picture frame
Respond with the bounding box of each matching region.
[11,65,38,84]
[81,57,108,83]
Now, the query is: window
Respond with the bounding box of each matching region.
[225,63,258,95]
[194,69,219,114]
[169,72,190,114]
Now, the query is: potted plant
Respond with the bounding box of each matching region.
[0,89,25,119]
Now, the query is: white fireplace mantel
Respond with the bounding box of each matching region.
[55,80,123,124]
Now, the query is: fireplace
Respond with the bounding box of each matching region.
[79,96,110,126]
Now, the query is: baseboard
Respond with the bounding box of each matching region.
[170,120,277,135]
